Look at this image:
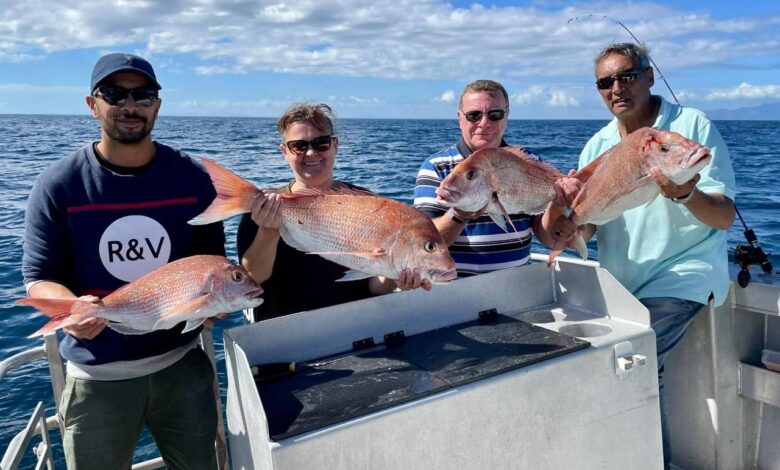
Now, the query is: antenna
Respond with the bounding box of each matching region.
[568,14,680,105]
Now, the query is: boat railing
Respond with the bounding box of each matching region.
[1,325,228,470]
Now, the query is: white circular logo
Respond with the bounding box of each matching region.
[99,215,171,282]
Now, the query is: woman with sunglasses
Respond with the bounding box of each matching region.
[237,103,429,321]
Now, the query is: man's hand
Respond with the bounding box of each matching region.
[395,268,432,291]
[451,205,487,221]
[550,215,578,242]
[553,169,581,206]
[650,167,701,200]
[63,295,106,339]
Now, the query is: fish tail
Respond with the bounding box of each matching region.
[189,157,262,225]
[27,313,80,338]
[18,298,98,338]
[547,240,566,267]
[546,230,588,267]
[572,231,588,261]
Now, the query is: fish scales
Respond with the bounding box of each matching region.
[547,127,712,265]
[19,255,264,337]
[189,158,457,283]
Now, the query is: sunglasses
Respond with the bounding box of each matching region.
[595,68,647,90]
[284,135,334,155]
[94,86,159,107]
[462,109,506,123]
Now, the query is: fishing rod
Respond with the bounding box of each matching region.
[568,13,774,287]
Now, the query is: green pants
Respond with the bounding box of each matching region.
[59,347,218,470]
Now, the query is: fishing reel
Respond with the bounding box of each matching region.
[734,226,773,288]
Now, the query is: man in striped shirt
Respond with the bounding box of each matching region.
[414,80,571,277]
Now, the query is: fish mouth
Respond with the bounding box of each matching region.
[246,287,265,299]
[430,268,457,283]
[435,186,461,205]
[688,146,711,167]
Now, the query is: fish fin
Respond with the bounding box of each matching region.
[182,318,208,333]
[308,247,387,258]
[487,197,520,234]
[280,189,325,199]
[106,322,148,335]
[158,294,213,324]
[487,210,508,231]
[574,148,614,184]
[336,270,375,282]
[18,298,99,337]
[189,158,262,225]
[493,198,519,235]
[283,187,375,198]
[500,146,533,159]
[500,146,563,175]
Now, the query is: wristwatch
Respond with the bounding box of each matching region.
[447,207,467,224]
[672,188,697,205]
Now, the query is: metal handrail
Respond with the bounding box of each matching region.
[1,328,227,470]
[0,346,46,379]
[1,402,54,470]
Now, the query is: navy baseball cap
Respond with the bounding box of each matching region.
[90,53,162,92]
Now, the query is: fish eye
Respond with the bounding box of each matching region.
[231,271,244,282]
[424,241,436,252]
[659,144,669,153]
[465,170,475,181]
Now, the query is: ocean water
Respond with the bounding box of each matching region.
[1,115,778,467]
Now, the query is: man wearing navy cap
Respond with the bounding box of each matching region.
[22,53,225,469]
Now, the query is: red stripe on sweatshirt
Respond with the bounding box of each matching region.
[68,197,198,213]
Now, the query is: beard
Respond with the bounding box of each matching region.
[101,110,156,144]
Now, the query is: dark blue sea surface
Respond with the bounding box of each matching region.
[1,115,778,467]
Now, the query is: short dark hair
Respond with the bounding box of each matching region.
[459,80,509,109]
[594,42,651,72]
[277,103,335,138]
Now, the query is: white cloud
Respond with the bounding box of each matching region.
[325,95,382,107]
[705,82,780,101]
[674,90,698,101]
[438,90,455,103]
[0,1,777,82]
[549,90,579,107]
[511,86,579,108]
[179,98,290,109]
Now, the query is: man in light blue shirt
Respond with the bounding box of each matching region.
[546,43,736,469]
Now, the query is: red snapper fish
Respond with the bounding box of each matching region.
[435,146,566,230]
[19,255,264,338]
[189,158,457,284]
[547,127,711,265]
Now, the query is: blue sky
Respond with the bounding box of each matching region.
[1,0,778,119]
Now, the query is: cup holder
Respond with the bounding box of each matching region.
[516,309,565,324]
[558,323,612,338]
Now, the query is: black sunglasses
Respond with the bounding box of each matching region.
[595,68,647,90]
[284,135,334,155]
[462,109,506,123]
[94,86,159,107]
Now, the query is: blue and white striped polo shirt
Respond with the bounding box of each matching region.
[414,138,537,278]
